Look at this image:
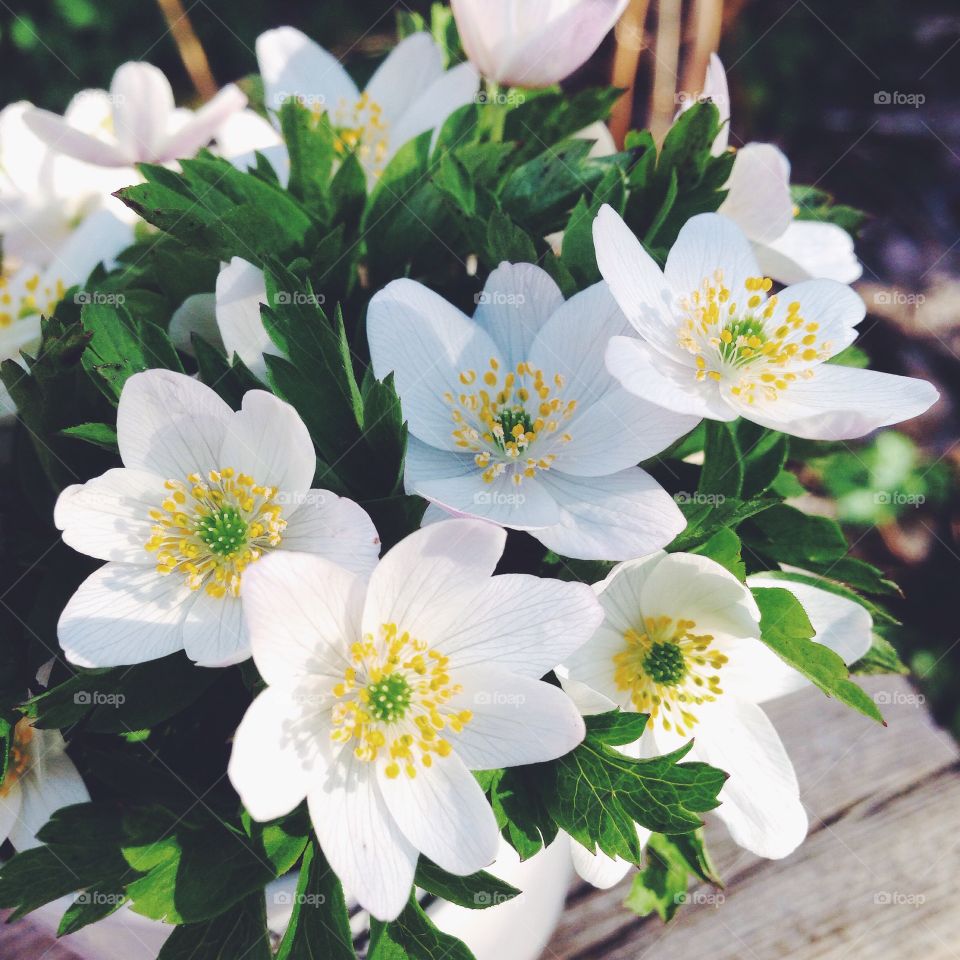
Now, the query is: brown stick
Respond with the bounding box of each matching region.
[649,0,683,143]
[609,0,652,149]
[681,0,724,98]
[156,0,218,102]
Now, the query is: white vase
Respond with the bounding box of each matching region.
[27,838,571,960]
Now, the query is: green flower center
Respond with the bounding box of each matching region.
[493,407,536,453]
[196,506,249,557]
[641,641,688,686]
[718,315,768,366]
[365,672,413,723]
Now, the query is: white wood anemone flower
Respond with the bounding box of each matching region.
[594,207,938,440]
[561,552,874,887]
[23,62,247,168]
[0,720,89,852]
[367,263,699,560]
[683,53,862,285]
[228,519,602,921]
[54,370,380,668]
[169,257,278,380]
[255,27,479,183]
[450,0,629,88]
[0,100,132,270]
[1,208,135,415]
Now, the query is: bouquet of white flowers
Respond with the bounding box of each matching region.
[0,4,938,958]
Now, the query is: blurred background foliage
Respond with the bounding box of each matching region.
[1,0,958,731]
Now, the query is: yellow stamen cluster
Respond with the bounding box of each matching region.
[329,91,390,176]
[677,271,833,404]
[613,615,728,737]
[0,273,66,328]
[0,719,34,798]
[144,468,286,599]
[330,623,473,780]
[445,357,577,486]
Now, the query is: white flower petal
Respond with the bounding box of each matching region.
[58,563,192,667]
[362,519,505,644]
[228,683,334,822]
[256,27,359,119]
[753,219,862,285]
[54,468,168,563]
[242,551,364,686]
[701,52,730,155]
[279,491,380,576]
[390,61,481,153]
[719,144,794,245]
[569,835,634,889]
[9,729,89,851]
[23,108,131,167]
[406,437,562,530]
[639,552,760,640]
[158,83,247,161]
[182,591,248,667]
[116,370,233,480]
[218,390,315,496]
[440,574,602,678]
[448,665,586,768]
[43,207,134,286]
[0,780,22,848]
[473,262,565,369]
[216,108,284,159]
[367,278,504,451]
[771,278,866,354]
[723,363,939,440]
[110,62,174,162]
[310,750,417,921]
[377,748,498,876]
[365,32,444,124]
[606,337,737,421]
[593,205,679,358]
[215,257,277,379]
[696,698,807,859]
[534,467,686,561]
[169,293,220,355]
[561,623,630,708]
[558,672,619,715]
[529,284,700,475]
[664,212,761,302]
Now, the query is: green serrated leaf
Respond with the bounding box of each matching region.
[275,842,355,960]
[752,587,884,723]
[414,859,521,910]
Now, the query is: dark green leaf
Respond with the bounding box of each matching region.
[753,587,884,723]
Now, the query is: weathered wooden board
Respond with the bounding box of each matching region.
[544,674,959,959]
[2,676,955,959]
